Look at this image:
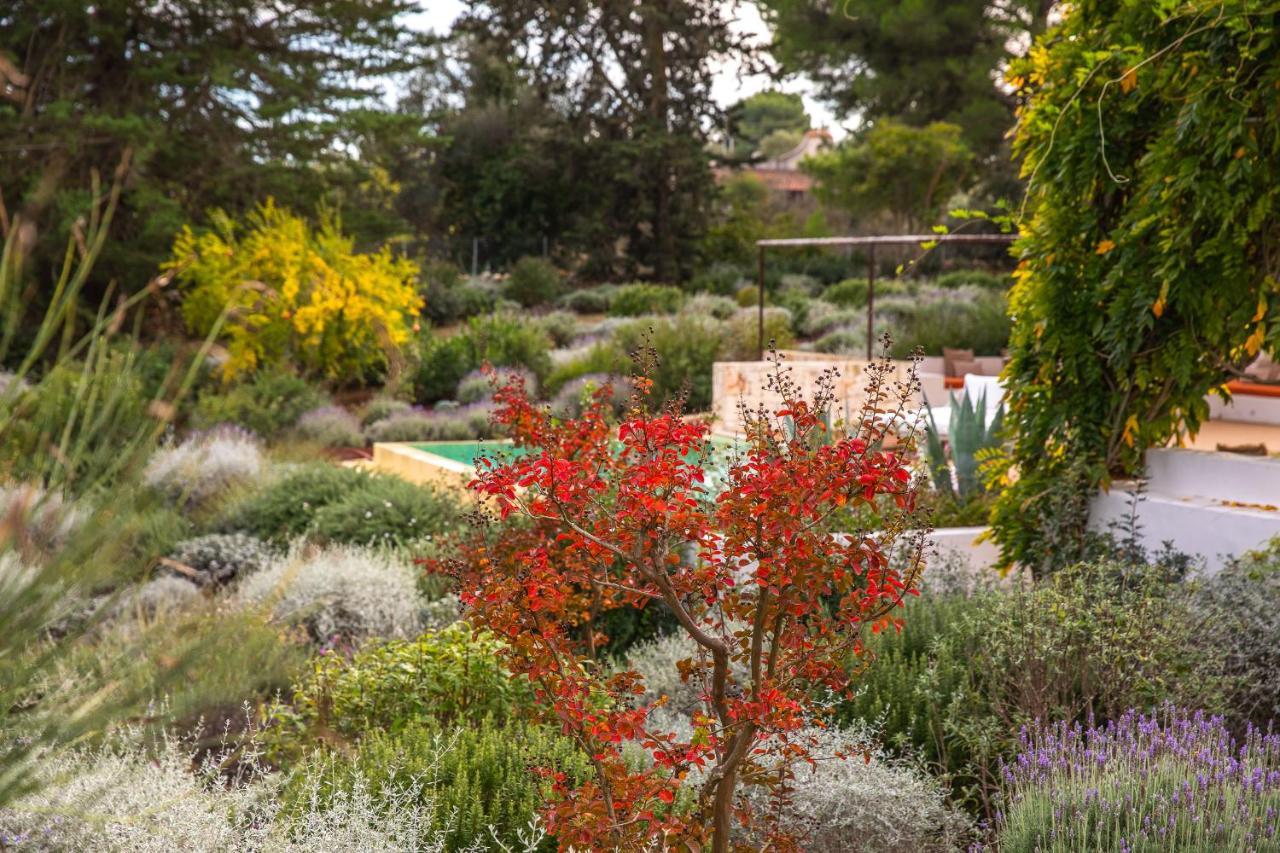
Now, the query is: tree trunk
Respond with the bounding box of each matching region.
[710,762,737,853]
[642,1,674,281]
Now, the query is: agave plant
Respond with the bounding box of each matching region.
[924,389,1004,500]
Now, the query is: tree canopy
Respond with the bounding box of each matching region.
[757,0,1054,157]
[0,0,429,290]
[724,90,810,160]
[802,119,974,232]
[431,0,750,281]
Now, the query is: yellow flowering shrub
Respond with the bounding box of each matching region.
[168,201,420,382]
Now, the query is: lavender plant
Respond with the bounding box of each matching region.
[994,707,1280,852]
[295,406,364,448]
[363,403,497,443]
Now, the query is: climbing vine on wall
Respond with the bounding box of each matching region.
[992,0,1280,571]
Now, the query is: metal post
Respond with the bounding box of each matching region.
[866,244,876,360]
[471,238,479,277]
[757,244,766,361]
[542,235,548,258]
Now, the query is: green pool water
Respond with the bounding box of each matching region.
[412,436,740,468]
[411,441,528,467]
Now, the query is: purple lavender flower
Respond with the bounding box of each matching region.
[996,707,1280,851]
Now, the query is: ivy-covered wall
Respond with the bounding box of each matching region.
[993,0,1280,571]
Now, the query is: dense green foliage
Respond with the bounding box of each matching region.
[283,719,590,851]
[191,369,327,440]
[719,90,810,162]
[409,0,748,281]
[223,463,457,548]
[758,0,1053,159]
[221,463,371,544]
[994,0,1280,569]
[309,474,460,549]
[267,624,526,748]
[413,314,552,404]
[505,257,564,308]
[840,560,1225,818]
[607,283,687,317]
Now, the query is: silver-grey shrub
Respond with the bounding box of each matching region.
[144,428,263,507]
[168,533,276,588]
[797,301,865,338]
[295,406,364,448]
[738,725,974,852]
[0,736,510,852]
[682,293,740,320]
[236,544,422,645]
[364,404,494,443]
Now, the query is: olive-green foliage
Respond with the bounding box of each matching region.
[556,284,618,314]
[223,463,458,548]
[0,353,157,490]
[689,262,748,296]
[536,311,579,348]
[840,561,1225,818]
[504,256,563,308]
[191,368,327,440]
[607,283,686,317]
[283,719,590,852]
[935,270,1008,291]
[421,261,498,325]
[734,284,760,308]
[266,624,526,750]
[802,120,974,229]
[995,1,1280,568]
[543,343,631,399]
[65,606,309,729]
[309,474,460,549]
[1191,538,1280,734]
[891,288,1009,356]
[221,463,371,544]
[824,278,870,308]
[414,334,476,404]
[721,308,794,361]
[613,316,723,411]
[413,315,552,404]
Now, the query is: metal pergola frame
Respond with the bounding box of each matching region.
[755,233,1018,360]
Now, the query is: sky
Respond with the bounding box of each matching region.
[407,1,845,139]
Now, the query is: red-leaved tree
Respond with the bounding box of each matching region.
[436,350,928,851]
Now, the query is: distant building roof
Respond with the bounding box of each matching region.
[713,167,814,193]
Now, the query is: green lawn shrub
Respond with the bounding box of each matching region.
[607,283,685,317]
[839,560,1226,818]
[267,624,526,746]
[721,307,793,360]
[282,719,589,852]
[220,462,369,544]
[505,257,563,308]
[309,474,460,549]
[556,284,618,314]
[413,315,552,405]
[192,368,327,440]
